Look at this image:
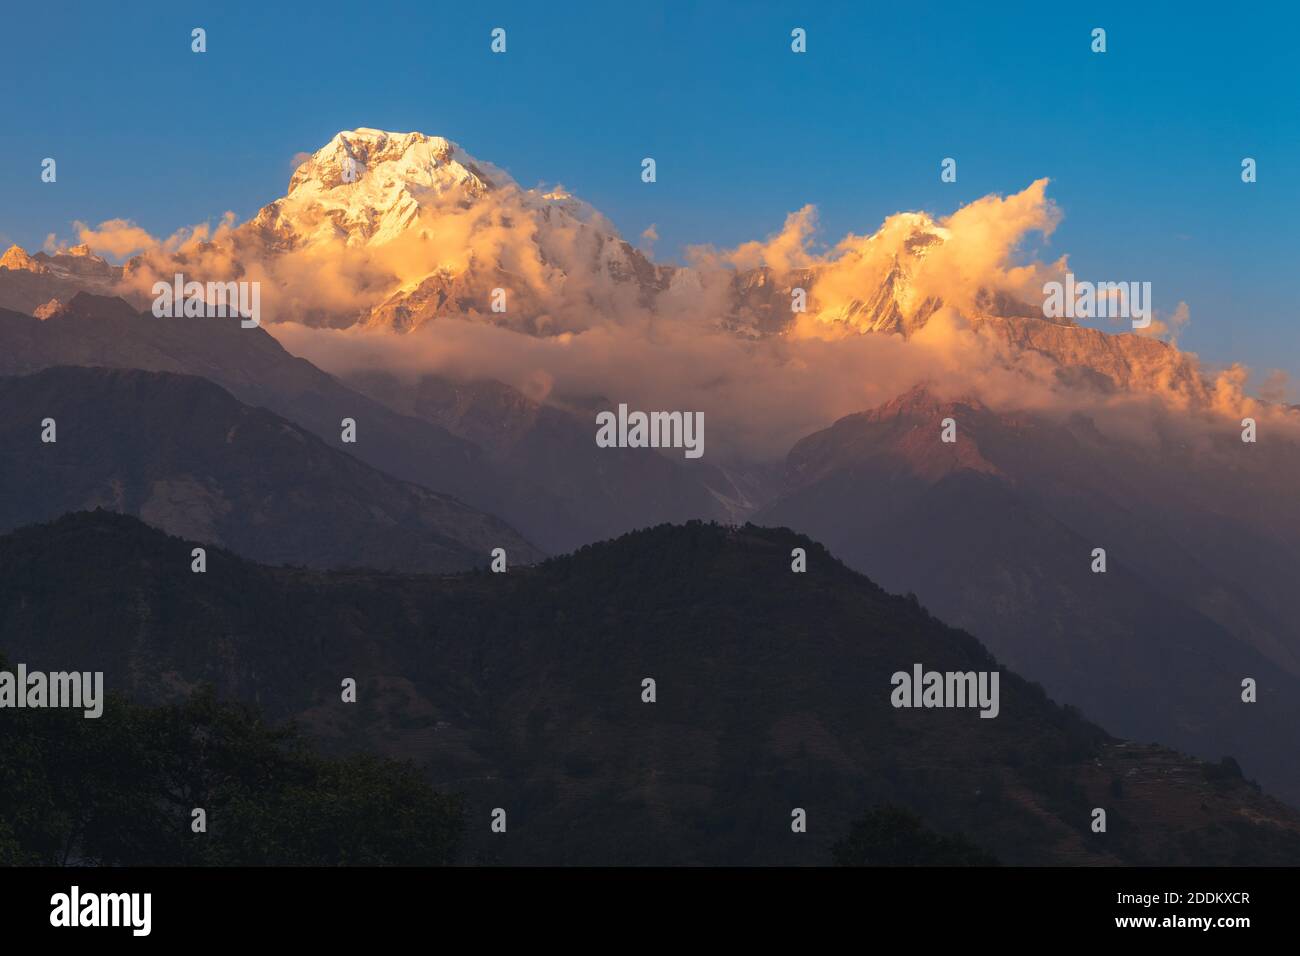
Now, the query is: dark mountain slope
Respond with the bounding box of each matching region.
[0,296,580,551]
[757,387,1300,805]
[0,511,1294,866]
[347,369,758,551]
[0,366,541,571]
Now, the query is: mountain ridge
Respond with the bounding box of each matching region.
[0,365,543,571]
[0,128,1241,413]
[757,384,1300,804]
[1,509,1297,865]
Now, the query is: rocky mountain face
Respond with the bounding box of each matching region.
[0,129,1219,412]
[756,386,1300,803]
[218,133,1214,408]
[209,133,967,338]
[3,511,1298,866]
[0,243,121,315]
[0,366,542,571]
[969,313,1213,403]
[236,128,669,332]
[251,130,503,250]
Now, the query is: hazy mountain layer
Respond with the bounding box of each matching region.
[0,295,744,552]
[0,295,594,551]
[757,386,1300,803]
[0,366,542,571]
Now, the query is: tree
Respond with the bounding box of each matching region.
[0,657,463,866]
[831,805,998,866]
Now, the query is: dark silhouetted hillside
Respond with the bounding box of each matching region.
[2,511,1297,865]
[757,386,1300,805]
[0,661,463,866]
[0,366,542,571]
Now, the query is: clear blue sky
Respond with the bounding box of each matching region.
[1,1,1296,389]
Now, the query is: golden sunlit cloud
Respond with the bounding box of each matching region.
[49,173,1295,460]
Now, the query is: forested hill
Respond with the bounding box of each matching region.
[1,511,1296,865]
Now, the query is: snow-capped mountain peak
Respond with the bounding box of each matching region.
[288,129,509,196]
[231,128,666,332]
[1,245,46,273]
[252,129,520,249]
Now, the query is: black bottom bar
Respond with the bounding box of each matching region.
[1,865,1284,941]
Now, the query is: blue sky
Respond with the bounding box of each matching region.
[1,1,1296,389]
